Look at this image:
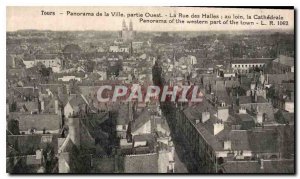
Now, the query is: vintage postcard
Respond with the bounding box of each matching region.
[6,6,295,174]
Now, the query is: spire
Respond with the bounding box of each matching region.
[122,19,127,30]
[129,19,133,31]
[130,41,133,56]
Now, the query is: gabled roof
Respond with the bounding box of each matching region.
[43,98,59,113]
[239,96,252,104]
[222,159,294,173]
[131,109,151,133]
[22,53,36,61]
[13,87,39,98]
[17,114,60,131]
[35,53,59,60]
[183,98,217,122]
[116,104,130,125]
[7,134,60,156]
[228,130,250,151]
[248,129,279,153]
[273,55,294,67]
[231,58,273,64]
[67,94,89,109]
[18,101,39,112]
[124,153,158,173]
[195,123,223,151]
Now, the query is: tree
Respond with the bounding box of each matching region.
[69,79,81,94]
[85,61,95,73]
[62,44,82,60]
[69,145,91,173]
[10,101,17,112]
[275,110,287,124]
[266,86,276,103]
[254,66,261,72]
[43,144,56,173]
[37,62,53,83]
[7,119,20,135]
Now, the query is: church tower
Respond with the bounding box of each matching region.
[129,19,133,31]
[122,19,128,31]
[120,19,135,41]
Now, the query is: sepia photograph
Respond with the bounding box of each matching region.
[6,6,295,174]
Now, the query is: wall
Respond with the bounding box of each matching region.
[285,101,294,113]
[58,152,70,173]
[158,151,169,173]
[217,107,229,122]
[68,118,80,146]
[132,120,151,136]
[64,102,74,118]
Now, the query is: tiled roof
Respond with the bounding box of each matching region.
[195,123,223,151]
[266,73,294,84]
[222,161,260,173]
[222,159,294,173]
[22,53,36,61]
[35,53,58,60]
[13,87,39,98]
[231,58,274,64]
[273,55,294,67]
[239,96,252,104]
[248,129,279,153]
[131,109,151,133]
[116,104,130,125]
[18,101,39,112]
[26,155,42,165]
[7,134,60,156]
[228,130,250,151]
[123,153,158,173]
[68,94,89,110]
[17,114,60,131]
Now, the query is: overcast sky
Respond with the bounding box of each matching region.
[7,7,294,32]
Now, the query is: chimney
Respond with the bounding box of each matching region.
[291,91,294,100]
[12,56,16,68]
[257,112,263,124]
[57,138,66,149]
[224,140,231,150]
[255,91,258,102]
[41,100,45,112]
[251,83,256,90]
[260,159,264,170]
[66,85,70,95]
[68,118,80,146]
[256,105,263,123]
[239,107,247,114]
[213,122,224,135]
[217,107,229,122]
[202,111,210,123]
[128,102,134,121]
[236,94,240,106]
[36,149,43,160]
[55,100,59,114]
